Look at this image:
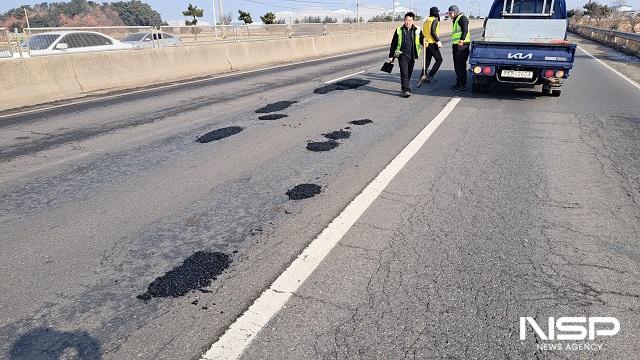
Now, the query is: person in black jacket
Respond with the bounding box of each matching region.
[421,7,444,83]
[388,12,424,97]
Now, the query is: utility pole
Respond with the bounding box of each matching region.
[212,0,217,25]
[24,8,30,29]
[410,0,413,13]
[356,0,359,23]
[392,0,395,22]
[218,0,225,24]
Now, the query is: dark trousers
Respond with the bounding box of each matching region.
[425,43,443,78]
[452,44,470,86]
[398,55,415,92]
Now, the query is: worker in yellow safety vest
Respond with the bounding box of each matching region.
[388,12,425,97]
[421,7,444,84]
[447,5,471,91]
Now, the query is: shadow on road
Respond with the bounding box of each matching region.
[10,327,102,360]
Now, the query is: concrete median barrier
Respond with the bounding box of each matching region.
[0,21,483,112]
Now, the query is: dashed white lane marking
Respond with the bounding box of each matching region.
[324,70,367,84]
[578,46,640,91]
[200,97,462,360]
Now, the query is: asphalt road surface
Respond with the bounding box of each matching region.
[1,31,639,359]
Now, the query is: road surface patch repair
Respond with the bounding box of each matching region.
[196,126,244,143]
[313,79,370,94]
[322,130,351,140]
[286,184,322,200]
[306,140,340,152]
[255,101,298,114]
[349,119,373,125]
[257,114,288,120]
[137,251,231,301]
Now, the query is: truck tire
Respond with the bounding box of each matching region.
[551,89,561,97]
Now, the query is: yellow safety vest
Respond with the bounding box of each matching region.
[451,15,471,43]
[423,16,439,44]
[395,26,422,58]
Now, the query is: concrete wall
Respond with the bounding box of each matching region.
[570,25,640,57]
[0,21,482,112]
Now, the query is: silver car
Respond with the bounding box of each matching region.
[121,32,181,49]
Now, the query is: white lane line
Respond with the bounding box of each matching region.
[577,46,640,91]
[324,70,367,84]
[200,97,462,360]
[0,46,387,120]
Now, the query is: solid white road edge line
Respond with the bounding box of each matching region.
[578,46,640,91]
[200,97,462,360]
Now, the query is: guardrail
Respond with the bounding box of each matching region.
[570,24,640,56]
[0,28,11,59]
[159,22,405,45]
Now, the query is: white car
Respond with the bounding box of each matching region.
[21,31,132,56]
[121,32,182,49]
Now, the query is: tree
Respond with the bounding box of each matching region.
[219,12,233,25]
[261,11,276,24]
[110,0,165,26]
[238,10,252,24]
[183,3,203,26]
[583,1,611,21]
[322,16,338,24]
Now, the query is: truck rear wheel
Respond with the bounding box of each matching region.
[472,77,490,93]
[551,89,562,97]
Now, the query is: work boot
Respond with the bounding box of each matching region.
[403,90,411,98]
[454,85,468,92]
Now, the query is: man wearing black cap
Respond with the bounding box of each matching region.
[447,5,471,91]
[421,7,443,83]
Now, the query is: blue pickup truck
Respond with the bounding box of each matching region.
[469,0,577,96]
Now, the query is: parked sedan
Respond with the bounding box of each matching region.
[121,32,181,49]
[21,31,131,56]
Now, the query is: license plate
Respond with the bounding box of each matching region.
[501,70,533,79]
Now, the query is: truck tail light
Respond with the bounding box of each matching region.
[473,66,482,74]
[555,70,565,78]
[544,69,554,78]
[482,66,492,75]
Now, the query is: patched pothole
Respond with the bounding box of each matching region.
[286,184,322,200]
[258,114,288,120]
[307,140,339,152]
[255,101,298,113]
[323,130,351,140]
[137,251,231,300]
[196,127,244,143]
[314,79,371,94]
[349,119,373,125]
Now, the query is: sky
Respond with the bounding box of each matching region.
[1,0,639,23]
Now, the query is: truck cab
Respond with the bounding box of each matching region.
[469,0,577,96]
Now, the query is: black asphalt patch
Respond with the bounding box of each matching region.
[323,130,351,140]
[196,126,243,143]
[255,101,297,113]
[287,184,322,200]
[307,140,339,152]
[314,79,370,94]
[349,119,373,125]
[258,114,288,120]
[137,251,231,300]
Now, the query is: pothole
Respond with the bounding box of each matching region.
[306,140,339,152]
[287,184,322,200]
[196,126,243,143]
[137,251,231,300]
